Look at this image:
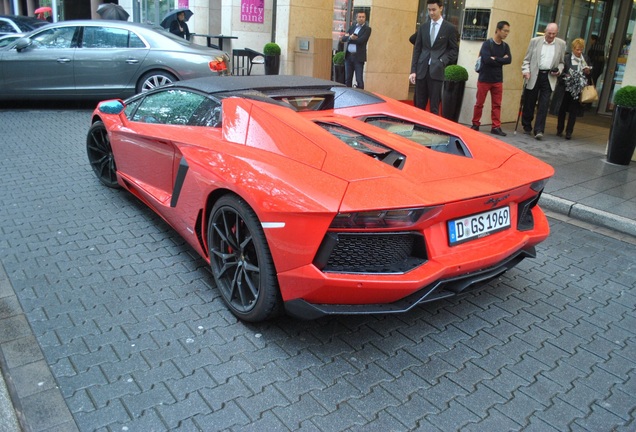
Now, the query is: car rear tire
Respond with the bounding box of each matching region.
[137,70,177,93]
[207,195,282,322]
[86,121,119,188]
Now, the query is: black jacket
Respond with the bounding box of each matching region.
[410,20,459,81]
[341,24,372,63]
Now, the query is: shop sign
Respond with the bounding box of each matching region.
[241,0,264,23]
[462,9,490,41]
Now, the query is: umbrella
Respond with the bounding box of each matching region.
[96,3,130,21]
[35,6,52,20]
[160,8,193,29]
[34,6,52,14]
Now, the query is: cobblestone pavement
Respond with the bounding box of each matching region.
[0,107,635,431]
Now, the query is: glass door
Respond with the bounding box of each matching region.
[599,0,634,114]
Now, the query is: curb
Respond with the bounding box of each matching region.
[540,193,636,238]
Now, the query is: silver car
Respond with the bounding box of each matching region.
[0,20,229,100]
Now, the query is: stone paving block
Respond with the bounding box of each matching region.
[428,400,482,431]
[131,361,183,392]
[460,330,502,356]
[156,391,213,429]
[378,370,430,402]
[0,315,32,343]
[462,408,523,432]
[310,402,367,431]
[205,355,255,384]
[347,385,402,421]
[310,357,358,386]
[193,400,251,430]
[601,388,636,421]
[66,388,95,414]
[388,392,441,428]
[70,345,119,373]
[10,359,57,399]
[412,356,457,386]
[0,335,44,369]
[199,376,252,411]
[74,399,131,431]
[235,385,291,422]
[600,352,635,380]
[273,369,325,402]
[573,403,628,431]
[420,376,469,411]
[457,383,507,417]
[88,377,142,409]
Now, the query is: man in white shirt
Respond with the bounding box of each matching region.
[520,23,566,140]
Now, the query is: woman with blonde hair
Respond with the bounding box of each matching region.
[556,37,592,139]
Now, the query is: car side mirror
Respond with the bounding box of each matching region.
[15,38,32,52]
[98,100,125,115]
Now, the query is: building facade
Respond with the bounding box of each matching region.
[3,0,634,126]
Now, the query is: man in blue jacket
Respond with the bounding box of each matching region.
[471,21,511,136]
[341,11,372,89]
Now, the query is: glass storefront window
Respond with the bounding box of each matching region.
[534,0,557,36]
[141,0,174,26]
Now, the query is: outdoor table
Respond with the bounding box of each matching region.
[192,34,238,51]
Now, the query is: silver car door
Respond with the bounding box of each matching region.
[73,25,148,98]
[0,26,78,97]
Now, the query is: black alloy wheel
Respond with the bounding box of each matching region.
[86,121,119,188]
[207,195,281,322]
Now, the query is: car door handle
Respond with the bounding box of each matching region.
[56,58,71,63]
[126,58,139,64]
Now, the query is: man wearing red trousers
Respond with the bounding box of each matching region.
[471,21,511,136]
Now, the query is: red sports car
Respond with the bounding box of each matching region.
[86,76,554,322]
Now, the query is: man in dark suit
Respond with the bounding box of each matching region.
[341,11,372,89]
[409,0,458,115]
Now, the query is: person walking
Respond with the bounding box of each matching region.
[471,20,511,136]
[169,11,190,40]
[340,11,372,90]
[556,38,592,140]
[520,23,566,140]
[409,0,458,115]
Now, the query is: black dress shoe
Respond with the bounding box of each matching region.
[556,131,563,137]
[491,127,507,136]
[565,134,572,140]
[471,125,479,131]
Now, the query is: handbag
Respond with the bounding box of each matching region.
[580,82,598,103]
[474,57,481,72]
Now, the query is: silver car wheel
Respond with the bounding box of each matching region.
[137,71,177,93]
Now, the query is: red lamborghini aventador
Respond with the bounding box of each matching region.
[86,76,554,322]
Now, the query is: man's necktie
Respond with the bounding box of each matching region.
[430,21,436,44]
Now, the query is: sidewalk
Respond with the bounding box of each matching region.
[494,113,636,238]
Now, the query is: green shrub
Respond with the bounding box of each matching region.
[444,64,468,82]
[613,86,636,108]
[333,51,345,65]
[263,42,281,56]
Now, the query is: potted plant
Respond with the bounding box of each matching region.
[607,85,636,165]
[332,51,345,84]
[263,42,281,75]
[442,64,469,122]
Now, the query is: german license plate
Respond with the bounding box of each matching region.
[448,206,511,245]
